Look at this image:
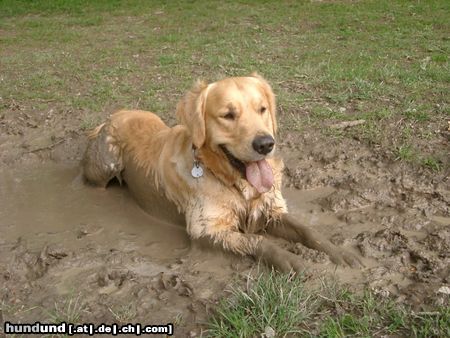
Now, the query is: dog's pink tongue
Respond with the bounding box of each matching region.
[245,160,274,193]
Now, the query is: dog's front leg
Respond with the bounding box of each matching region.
[267,214,363,268]
[190,225,304,273]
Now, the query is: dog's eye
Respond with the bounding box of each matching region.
[260,107,267,114]
[223,112,235,120]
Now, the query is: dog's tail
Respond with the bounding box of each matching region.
[82,120,123,188]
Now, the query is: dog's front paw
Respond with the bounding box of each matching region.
[257,240,305,273]
[330,248,364,268]
[273,249,305,273]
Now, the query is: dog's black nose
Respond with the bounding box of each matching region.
[252,135,275,155]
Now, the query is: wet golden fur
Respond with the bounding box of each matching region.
[82,74,362,272]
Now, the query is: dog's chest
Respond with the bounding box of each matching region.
[233,180,277,233]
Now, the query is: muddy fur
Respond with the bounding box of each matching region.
[82,123,123,187]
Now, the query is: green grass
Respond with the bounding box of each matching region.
[208,271,313,337]
[45,293,86,324]
[1,0,447,169]
[422,156,443,171]
[395,144,415,162]
[79,113,103,131]
[208,271,450,337]
[108,303,137,323]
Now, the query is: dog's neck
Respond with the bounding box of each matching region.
[197,144,242,187]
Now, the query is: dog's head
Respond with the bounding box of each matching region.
[177,73,277,193]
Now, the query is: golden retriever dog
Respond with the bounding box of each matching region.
[82,74,362,272]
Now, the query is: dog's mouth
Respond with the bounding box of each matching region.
[219,145,274,193]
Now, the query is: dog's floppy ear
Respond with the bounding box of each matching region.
[176,80,209,148]
[250,72,277,134]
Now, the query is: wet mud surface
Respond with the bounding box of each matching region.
[0,164,250,336]
[0,121,449,336]
[281,132,449,309]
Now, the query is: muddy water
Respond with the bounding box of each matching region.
[0,164,251,335]
[0,164,189,258]
[1,163,447,334]
[0,164,369,289]
[0,165,360,274]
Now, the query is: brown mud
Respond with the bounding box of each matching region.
[0,164,251,336]
[0,113,449,336]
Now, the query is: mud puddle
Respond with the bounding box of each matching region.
[0,164,366,336]
[0,164,251,336]
[0,164,189,257]
[0,160,448,336]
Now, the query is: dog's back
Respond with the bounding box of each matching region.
[82,121,123,188]
[82,110,185,224]
[82,110,167,187]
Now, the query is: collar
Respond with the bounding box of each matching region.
[218,144,246,177]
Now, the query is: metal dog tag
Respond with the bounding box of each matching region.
[191,162,203,178]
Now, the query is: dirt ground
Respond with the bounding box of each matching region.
[0,102,449,336]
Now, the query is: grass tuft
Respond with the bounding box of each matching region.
[108,303,137,323]
[395,144,415,162]
[421,156,442,171]
[46,293,86,324]
[208,271,312,337]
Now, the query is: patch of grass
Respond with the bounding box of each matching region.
[411,308,450,338]
[108,303,137,323]
[0,0,142,18]
[46,293,86,324]
[208,272,450,337]
[421,156,442,171]
[80,114,102,131]
[395,144,415,162]
[0,299,38,320]
[310,105,347,121]
[208,271,312,337]
[0,0,448,167]
[404,107,430,122]
[360,108,393,121]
